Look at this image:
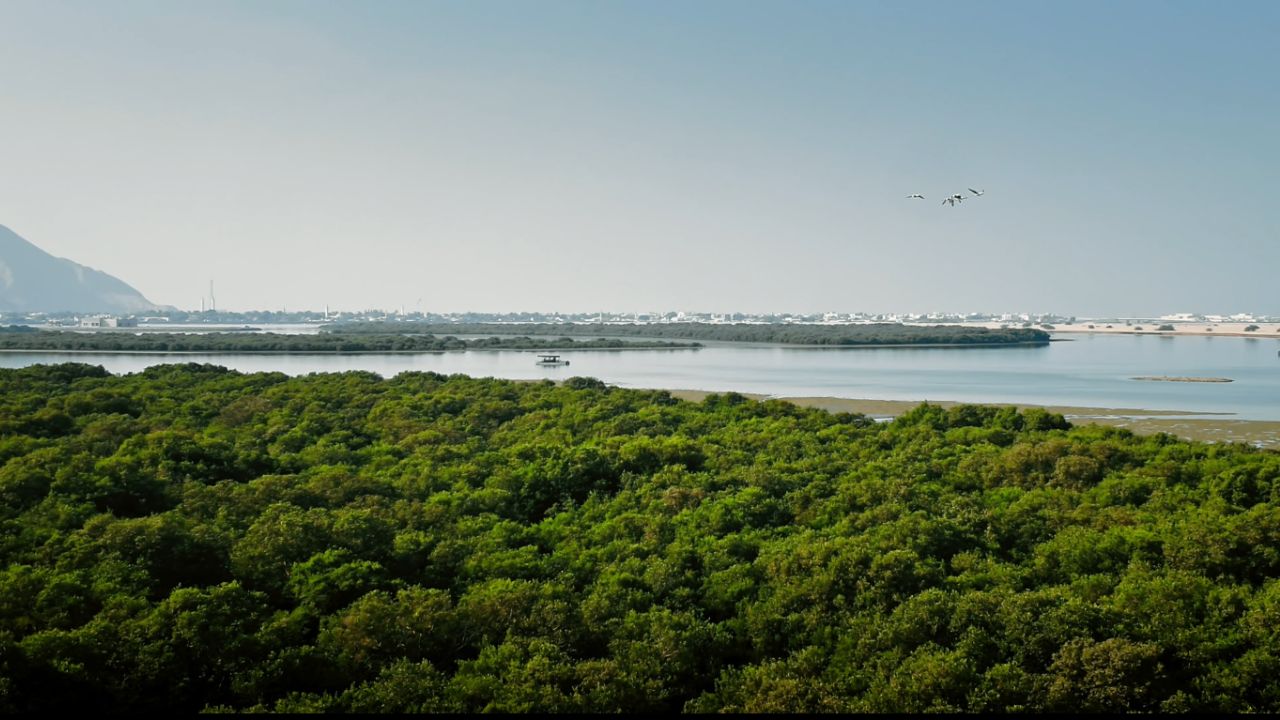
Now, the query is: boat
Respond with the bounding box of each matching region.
[536,354,570,366]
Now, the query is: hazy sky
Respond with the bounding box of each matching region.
[1,0,1276,315]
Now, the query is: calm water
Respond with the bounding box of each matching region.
[2,334,1278,419]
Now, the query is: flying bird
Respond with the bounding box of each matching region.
[968,188,985,197]
[906,194,925,199]
[943,194,965,207]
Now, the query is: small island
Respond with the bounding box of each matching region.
[322,321,1052,347]
[1131,376,1234,383]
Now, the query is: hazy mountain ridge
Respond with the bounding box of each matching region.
[0,224,158,313]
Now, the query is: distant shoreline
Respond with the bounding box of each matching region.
[966,321,1280,340]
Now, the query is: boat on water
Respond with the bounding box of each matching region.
[536,354,570,367]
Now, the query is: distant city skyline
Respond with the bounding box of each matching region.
[2,1,1277,316]
[9,304,1276,325]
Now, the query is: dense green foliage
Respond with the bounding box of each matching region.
[323,322,1051,346]
[0,331,698,353]
[1,364,1278,713]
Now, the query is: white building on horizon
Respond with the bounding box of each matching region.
[78,315,137,328]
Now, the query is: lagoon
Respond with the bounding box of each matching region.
[2,333,1277,420]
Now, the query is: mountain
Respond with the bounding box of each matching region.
[0,224,159,314]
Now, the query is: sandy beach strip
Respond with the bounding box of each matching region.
[663,389,1280,449]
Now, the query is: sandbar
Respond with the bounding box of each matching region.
[662,389,1279,449]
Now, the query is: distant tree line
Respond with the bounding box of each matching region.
[0,332,699,353]
[323,322,1051,346]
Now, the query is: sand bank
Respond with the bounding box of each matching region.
[664,389,1279,449]
[1131,376,1233,383]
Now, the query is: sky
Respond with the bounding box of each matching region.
[1,0,1277,316]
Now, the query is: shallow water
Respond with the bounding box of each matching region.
[2,333,1277,419]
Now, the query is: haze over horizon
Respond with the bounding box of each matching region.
[1,1,1276,316]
